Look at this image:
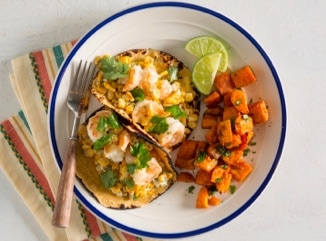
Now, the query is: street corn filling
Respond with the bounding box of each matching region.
[78,109,175,201]
[91,49,200,150]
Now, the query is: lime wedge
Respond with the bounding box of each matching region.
[185,35,228,72]
[192,52,221,95]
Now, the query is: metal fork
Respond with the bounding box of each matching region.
[52,60,96,228]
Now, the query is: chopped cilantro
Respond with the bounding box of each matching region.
[217,145,231,157]
[165,105,186,119]
[100,56,130,80]
[93,134,115,150]
[148,116,169,134]
[122,178,135,188]
[130,142,151,169]
[100,168,117,188]
[168,66,178,83]
[130,88,145,102]
[126,163,137,174]
[243,148,251,157]
[215,177,223,183]
[249,141,257,146]
[196,151,206,163]
[97,113,120,131]
[187,185,195,194]
[229,185,236,194]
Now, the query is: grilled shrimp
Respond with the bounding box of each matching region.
[122,65,142,92]
[132,99,164,126]
[103,144,124,163]
[132,157,162,186]
[139,67,160,99]
[86,109,112,142]
[156,117,185,148]
[118,129,131,152]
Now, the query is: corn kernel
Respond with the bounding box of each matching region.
[125,103,135,114]
[84,149,95,157]
[189,113,199,122]
[118,98,126,109]
[103,82,115,92]
[188,121,197,130]
[96,86,107,94]
[96,157,109,167]
[185,93,194,102]
[119,56,131,64]
[159,70,168,77]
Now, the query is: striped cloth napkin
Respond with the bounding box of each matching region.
[0,41,158,241]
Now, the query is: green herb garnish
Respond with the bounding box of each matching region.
[217,145,231,157]
[122,178,135,188]
[229,185,236,194]
[97,113,120,131]
[243,148,251,157]
[93,133,115,150]
[196,151,207,163]
[100,56,130,80]
[168,66,178,83]
[165,105,186,119]
[148,116,169,134]
[130,88,145,102]
[187,185,195,194]
[130,142,151,169]
[100,168,117,188]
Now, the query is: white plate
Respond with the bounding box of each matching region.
[48,2,286,239]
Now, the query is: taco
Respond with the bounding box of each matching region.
[91,49,200,151]
[75,107,177,209]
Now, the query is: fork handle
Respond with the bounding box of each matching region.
[52,139,77,228]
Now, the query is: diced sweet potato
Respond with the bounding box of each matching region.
[231,66,257,88]
[214,72,235,95]
[177,172,196,183]
[230,160,253,181]
[248,100,269,124]
[221,150,243,166]
[205,124,218,145]
[217,119,233,145]
[223,93,233,107]
[175,140,198,170]
[196,186,209,208]
[208,196,221,206]
[210,165,228,183]
[202,114,218,129]
[230,89,249,114]
[223,106,239,121]
[195,155,218,172]
[216,172,232,193]
[225,134,242,149]
[203,91,222,107]
[204,106,223,116]
[196,169,213,186]
[234,115,253,135]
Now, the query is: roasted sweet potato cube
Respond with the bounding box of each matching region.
[196,169,213,186]
[230,89,249,114]
[208,196,221,206]
[177,172,196,183]
[234,115,254,135]
[221,150,243,166]
[175,140,199,170]
[216,172,232,193]
[217,119,233,145]
[196,186,209,208]
[225,134,242,149]
[214,72,235,95]
[205,124,219,145]
[202,114,218,129]
[204,106,223,116]
[231,66,257,88]
[248,100,269,124]
[223,106,239,121]
[203,91,222,107]
[223,93,233,107]
[230,160,253,181]
[195,155,218,172]
[210,165,230,183]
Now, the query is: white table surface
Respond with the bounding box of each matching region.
[1,0,325,240]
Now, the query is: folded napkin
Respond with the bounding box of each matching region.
[0,42,158,241]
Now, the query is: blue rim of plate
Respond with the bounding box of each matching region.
[49,1,287,239]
